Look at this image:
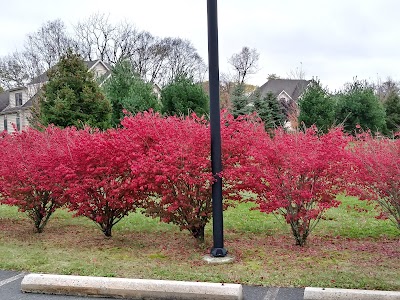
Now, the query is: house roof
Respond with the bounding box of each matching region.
[86,60,98,69]
[0,106,24,115]
[0,91,38,115]
[257,79,311,101]
[0,91,10,111]
[30,72,49,85]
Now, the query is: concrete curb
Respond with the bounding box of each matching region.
[304,287,400,300]
[21,273,243,300]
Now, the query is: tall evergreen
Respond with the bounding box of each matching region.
[384,90,400,134]
[230,84,251,118]
[298,79,336,133]
[254,91,285,130]
[103,60,160,126]
[335,79,387,134]
[161,76,209,116]
[37,50,112,129]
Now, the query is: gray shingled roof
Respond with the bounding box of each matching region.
[257,79,311,101]
[86,61,98,69]
[30,72,49,85]
[0,106,23,114]
[0,91,10,111]
[0,100,33,115]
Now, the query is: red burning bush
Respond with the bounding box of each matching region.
[348,131,400,230]
[244,127,352,246]
[0,127,75,232]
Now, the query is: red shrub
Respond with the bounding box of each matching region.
[348,132,400,229]
[0,127,74,232]
[120,111,253,242]
[65,128,147,237]
[245,127,352,246]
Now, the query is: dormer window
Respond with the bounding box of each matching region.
[15,92,23,106]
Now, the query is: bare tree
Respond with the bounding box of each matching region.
[218,72,237,109]
[1,14,207,89]
[26,19,77,70]
[287,62,306,80]
[74,14,145,66]
[0,19,75,88]
[158,37,206,86]
[145,37,171,83]
[74,13,117,61]
[129,31,157,79]
[373,77,399,103]
[0,53,27,88]
[107,20,140,64]
[228,46,259,84]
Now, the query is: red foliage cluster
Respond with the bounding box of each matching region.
[347,132,400,229]
[0,126,75,232]
[0,112,255,241]
[120,111,256,242]
[64,128,148,237]
[0,113,397,246]
[121,113,214,241]
[242,127,353,246]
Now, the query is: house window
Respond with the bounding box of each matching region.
[16,114,21,131]
[15,93,23,106]
[3,116,7,131]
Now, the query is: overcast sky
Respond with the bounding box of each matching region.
[1,0,399,91]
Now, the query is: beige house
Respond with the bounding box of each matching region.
[0,60,111,133]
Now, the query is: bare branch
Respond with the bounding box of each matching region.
[228,46,259,84]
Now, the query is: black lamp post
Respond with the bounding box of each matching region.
[207,0,227,258]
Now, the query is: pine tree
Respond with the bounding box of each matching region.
[254,92,285,130]
[230,84,251,118]
[37,50,112,129]
[384,90,400,134]
[298,80,336,133]
[103,60,160,126]
[161,76,209,116]
[335,79,387,135]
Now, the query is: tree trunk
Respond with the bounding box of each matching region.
[190,225,205,243]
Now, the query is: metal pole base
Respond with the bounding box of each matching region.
[210,247,228,257]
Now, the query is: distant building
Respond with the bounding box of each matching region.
[255,79,311,130]
[257,79,311,103]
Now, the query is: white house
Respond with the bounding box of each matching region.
[0,60,111,133]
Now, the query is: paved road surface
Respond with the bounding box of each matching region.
[0,270,305,300]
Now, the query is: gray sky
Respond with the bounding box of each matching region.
[1,0,399,91]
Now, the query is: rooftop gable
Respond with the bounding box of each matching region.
[257,79,311,101]
[0,91,10,111]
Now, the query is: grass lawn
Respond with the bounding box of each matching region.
[0,195,398,290]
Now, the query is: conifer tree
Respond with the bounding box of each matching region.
[298,80,336,133]
[254,91,285,130]
[37,50,112,129]
[161,76,209,116]
[384,90,400,134]
[103,60,160,126]
[230,84,251,118]
[335,79,387,134]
